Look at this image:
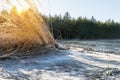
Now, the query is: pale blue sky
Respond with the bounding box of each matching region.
[40,0,120,22]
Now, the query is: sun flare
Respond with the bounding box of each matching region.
[16,7,23,14]
[8,0,30,14]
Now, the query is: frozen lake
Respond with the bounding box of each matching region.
[59,39,120,54]
[0,40,120,80]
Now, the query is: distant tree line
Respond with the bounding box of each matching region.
[44,12,120,40]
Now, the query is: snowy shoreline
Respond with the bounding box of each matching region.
[0,40,120,80]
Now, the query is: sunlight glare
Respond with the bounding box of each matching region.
[16,7,23,13]
[10,0,29,14]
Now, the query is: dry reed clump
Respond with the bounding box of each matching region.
[0,8,55,57]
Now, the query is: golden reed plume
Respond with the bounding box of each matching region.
[0,0,55,57]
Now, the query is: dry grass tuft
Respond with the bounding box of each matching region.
[0,6,55,57]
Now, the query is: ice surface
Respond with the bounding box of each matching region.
[0,40,120,80]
